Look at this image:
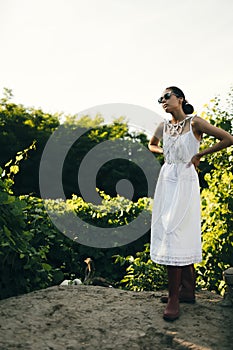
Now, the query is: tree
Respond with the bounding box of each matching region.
[0,88,60,195]
[62,115,154,201]
[0,89,156,200]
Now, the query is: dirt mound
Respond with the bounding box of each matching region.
[0,285,232,350]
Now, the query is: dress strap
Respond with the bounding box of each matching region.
[189,115,200,142]
[189,114,197,129]
[163,118,167,134]
[163,118,167,125]
[190,114,197,121]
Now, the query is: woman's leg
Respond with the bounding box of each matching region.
[163,266,182,321]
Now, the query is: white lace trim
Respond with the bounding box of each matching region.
[150,254,202,266]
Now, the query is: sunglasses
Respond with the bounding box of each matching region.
[158,92,180,104]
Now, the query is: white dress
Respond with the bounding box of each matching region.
[150,116,202,266]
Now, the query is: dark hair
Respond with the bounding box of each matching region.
[166,86,194,114]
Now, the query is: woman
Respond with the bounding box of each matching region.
[149,86,233,321]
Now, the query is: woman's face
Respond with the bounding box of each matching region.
[160,89,182,113]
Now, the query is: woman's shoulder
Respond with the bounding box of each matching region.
[153,121,165,140]
[154,120,166,129]
[190,115,206,139]
[190,115,203,125]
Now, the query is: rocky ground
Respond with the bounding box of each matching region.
[0,285,232,350]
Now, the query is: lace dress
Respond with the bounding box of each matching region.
[150,116,202,266]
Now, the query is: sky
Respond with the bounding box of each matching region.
[0,0,233,134]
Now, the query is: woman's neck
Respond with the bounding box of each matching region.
[170,110,187,123]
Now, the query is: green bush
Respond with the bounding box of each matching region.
[0,169,152,299]
[0,169,57,299]
[114,243,167,291]
[0,90,232,299]
[22,192,152,285]
[196,153,232,294]
[194,93,233,295]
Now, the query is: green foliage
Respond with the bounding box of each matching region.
[0,144,68,299]
[67,191,151,228]
[195,90,233,295]
[114,243,167,291]
[198,89,233,187]
[0,158,152,299]
[0,87,232,299]
[0,88,153,200]
[62,116,152,200]
[0,88,59,195]
[2,141,36,193]
[0,171,53,299]
[24,191,152,279]
[196,168,232,294]
[21,195,81,282]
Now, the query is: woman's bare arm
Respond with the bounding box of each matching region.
[191,116,233,167]
[148,122,164,154]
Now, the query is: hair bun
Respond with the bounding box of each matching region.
[183,102,194,115]
[166,86,195,114]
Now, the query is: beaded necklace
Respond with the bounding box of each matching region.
[166,117,190,137]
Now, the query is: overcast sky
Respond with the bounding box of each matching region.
[0,0,232,133]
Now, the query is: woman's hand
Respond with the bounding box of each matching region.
[148,132,164,154]
[190,154,201,169]
[149,145,163,154]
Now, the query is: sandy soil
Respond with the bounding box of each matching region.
[0,285,232,350]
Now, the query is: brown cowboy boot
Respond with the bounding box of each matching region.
[161,264,196,304]
[163,266,182,321]
[179,264,196,301]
